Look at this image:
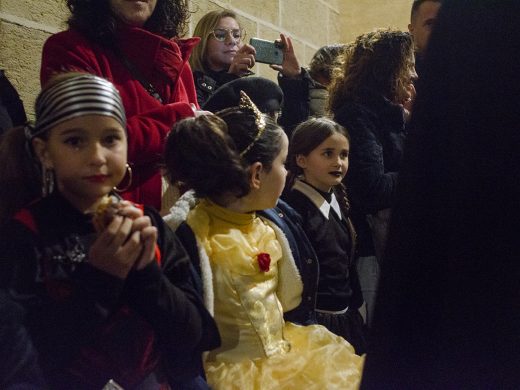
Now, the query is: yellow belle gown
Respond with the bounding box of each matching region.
[187,200,364,390]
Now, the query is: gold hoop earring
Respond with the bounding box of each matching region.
[114,164,133,193]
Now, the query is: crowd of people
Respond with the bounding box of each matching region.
[1,0,519,388]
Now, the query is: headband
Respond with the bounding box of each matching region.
[237,90,266,157]
[29,74,126,139]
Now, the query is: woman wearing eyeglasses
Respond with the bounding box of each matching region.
[191,9,312,134]
[190,10,255,107]
[40,0,201,212]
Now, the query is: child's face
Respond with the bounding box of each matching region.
[296,132,349,192]
[33,115,128,212]
[254,132,289,210]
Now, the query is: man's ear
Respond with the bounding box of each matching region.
[408,23,414,34]
[249,162,263,190]
[296,154,307,169]
[31,138,53,169]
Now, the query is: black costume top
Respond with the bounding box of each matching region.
[0,191,219,389]
[284,180,363,311]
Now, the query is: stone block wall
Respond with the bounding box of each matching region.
[1,0,410,118]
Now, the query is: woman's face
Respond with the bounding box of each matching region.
[396,53,418,104]
[109,0,157,27]
[205,16,242,72]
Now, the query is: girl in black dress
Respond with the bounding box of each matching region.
[284,117,366,354]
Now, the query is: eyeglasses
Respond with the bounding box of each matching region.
[210,28,245,42]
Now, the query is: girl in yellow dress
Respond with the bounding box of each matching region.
[163,92,364,389]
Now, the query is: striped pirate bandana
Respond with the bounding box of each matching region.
[30,73,126,139]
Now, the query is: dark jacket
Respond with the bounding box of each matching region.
[0,70,27,135]
[0,291,45,389]
[0,192,219,390]
[258,199,319,325]
[283,186,363,311]
[333,91,406,256]
[193,69,241,107]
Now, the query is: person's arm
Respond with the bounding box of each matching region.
[270,34,311,134]
[124,207,219,379]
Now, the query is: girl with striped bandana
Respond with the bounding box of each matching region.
[0,73,219,389]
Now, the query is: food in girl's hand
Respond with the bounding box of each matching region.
[92,195,123,232]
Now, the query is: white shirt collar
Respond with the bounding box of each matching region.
[292,179,342,220]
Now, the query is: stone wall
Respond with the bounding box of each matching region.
[0,0,410,118]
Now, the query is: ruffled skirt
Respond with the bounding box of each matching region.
[205,322,364,390]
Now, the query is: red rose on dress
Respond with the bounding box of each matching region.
[257,252,271,272]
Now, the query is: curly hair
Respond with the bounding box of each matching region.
[189,9,240,73]
[308,44,349,86]
[328,29,414,113]
[164,111,283,199]
[66,0,190,45]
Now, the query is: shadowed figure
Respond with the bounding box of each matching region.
[362,0,520,388]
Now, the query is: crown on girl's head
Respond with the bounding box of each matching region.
[238,90,266,157]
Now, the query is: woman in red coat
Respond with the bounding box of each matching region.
[41,0,199,211]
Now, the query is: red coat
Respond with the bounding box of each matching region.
[41,26,200,210]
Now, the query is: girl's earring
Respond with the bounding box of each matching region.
[114,164,133,193]
[42,167,55,197]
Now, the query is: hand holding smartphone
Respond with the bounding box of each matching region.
[249,38,284,65]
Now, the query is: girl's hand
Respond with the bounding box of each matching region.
[270,34,301,78]
[130,216,159,270]
[89,215,143,279]
[228,44,256,76]
[116,200,144,219]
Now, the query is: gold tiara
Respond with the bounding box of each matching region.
[238,90,266,157]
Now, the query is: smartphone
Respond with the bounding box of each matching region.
[249,38,284,65]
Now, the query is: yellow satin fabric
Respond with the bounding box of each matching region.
[188,199,363,389]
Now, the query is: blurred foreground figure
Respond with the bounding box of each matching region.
[362,1,520,388]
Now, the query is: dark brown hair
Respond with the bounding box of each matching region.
[164,110,283,199]
[66,0,190,45]
[286,117,354,220]
[328,29,414,112]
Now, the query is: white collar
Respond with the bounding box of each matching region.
[292,180,342,220]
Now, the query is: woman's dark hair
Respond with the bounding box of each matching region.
[66,0,189,44]
[328,29,414,112]
[164,110,283,199]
